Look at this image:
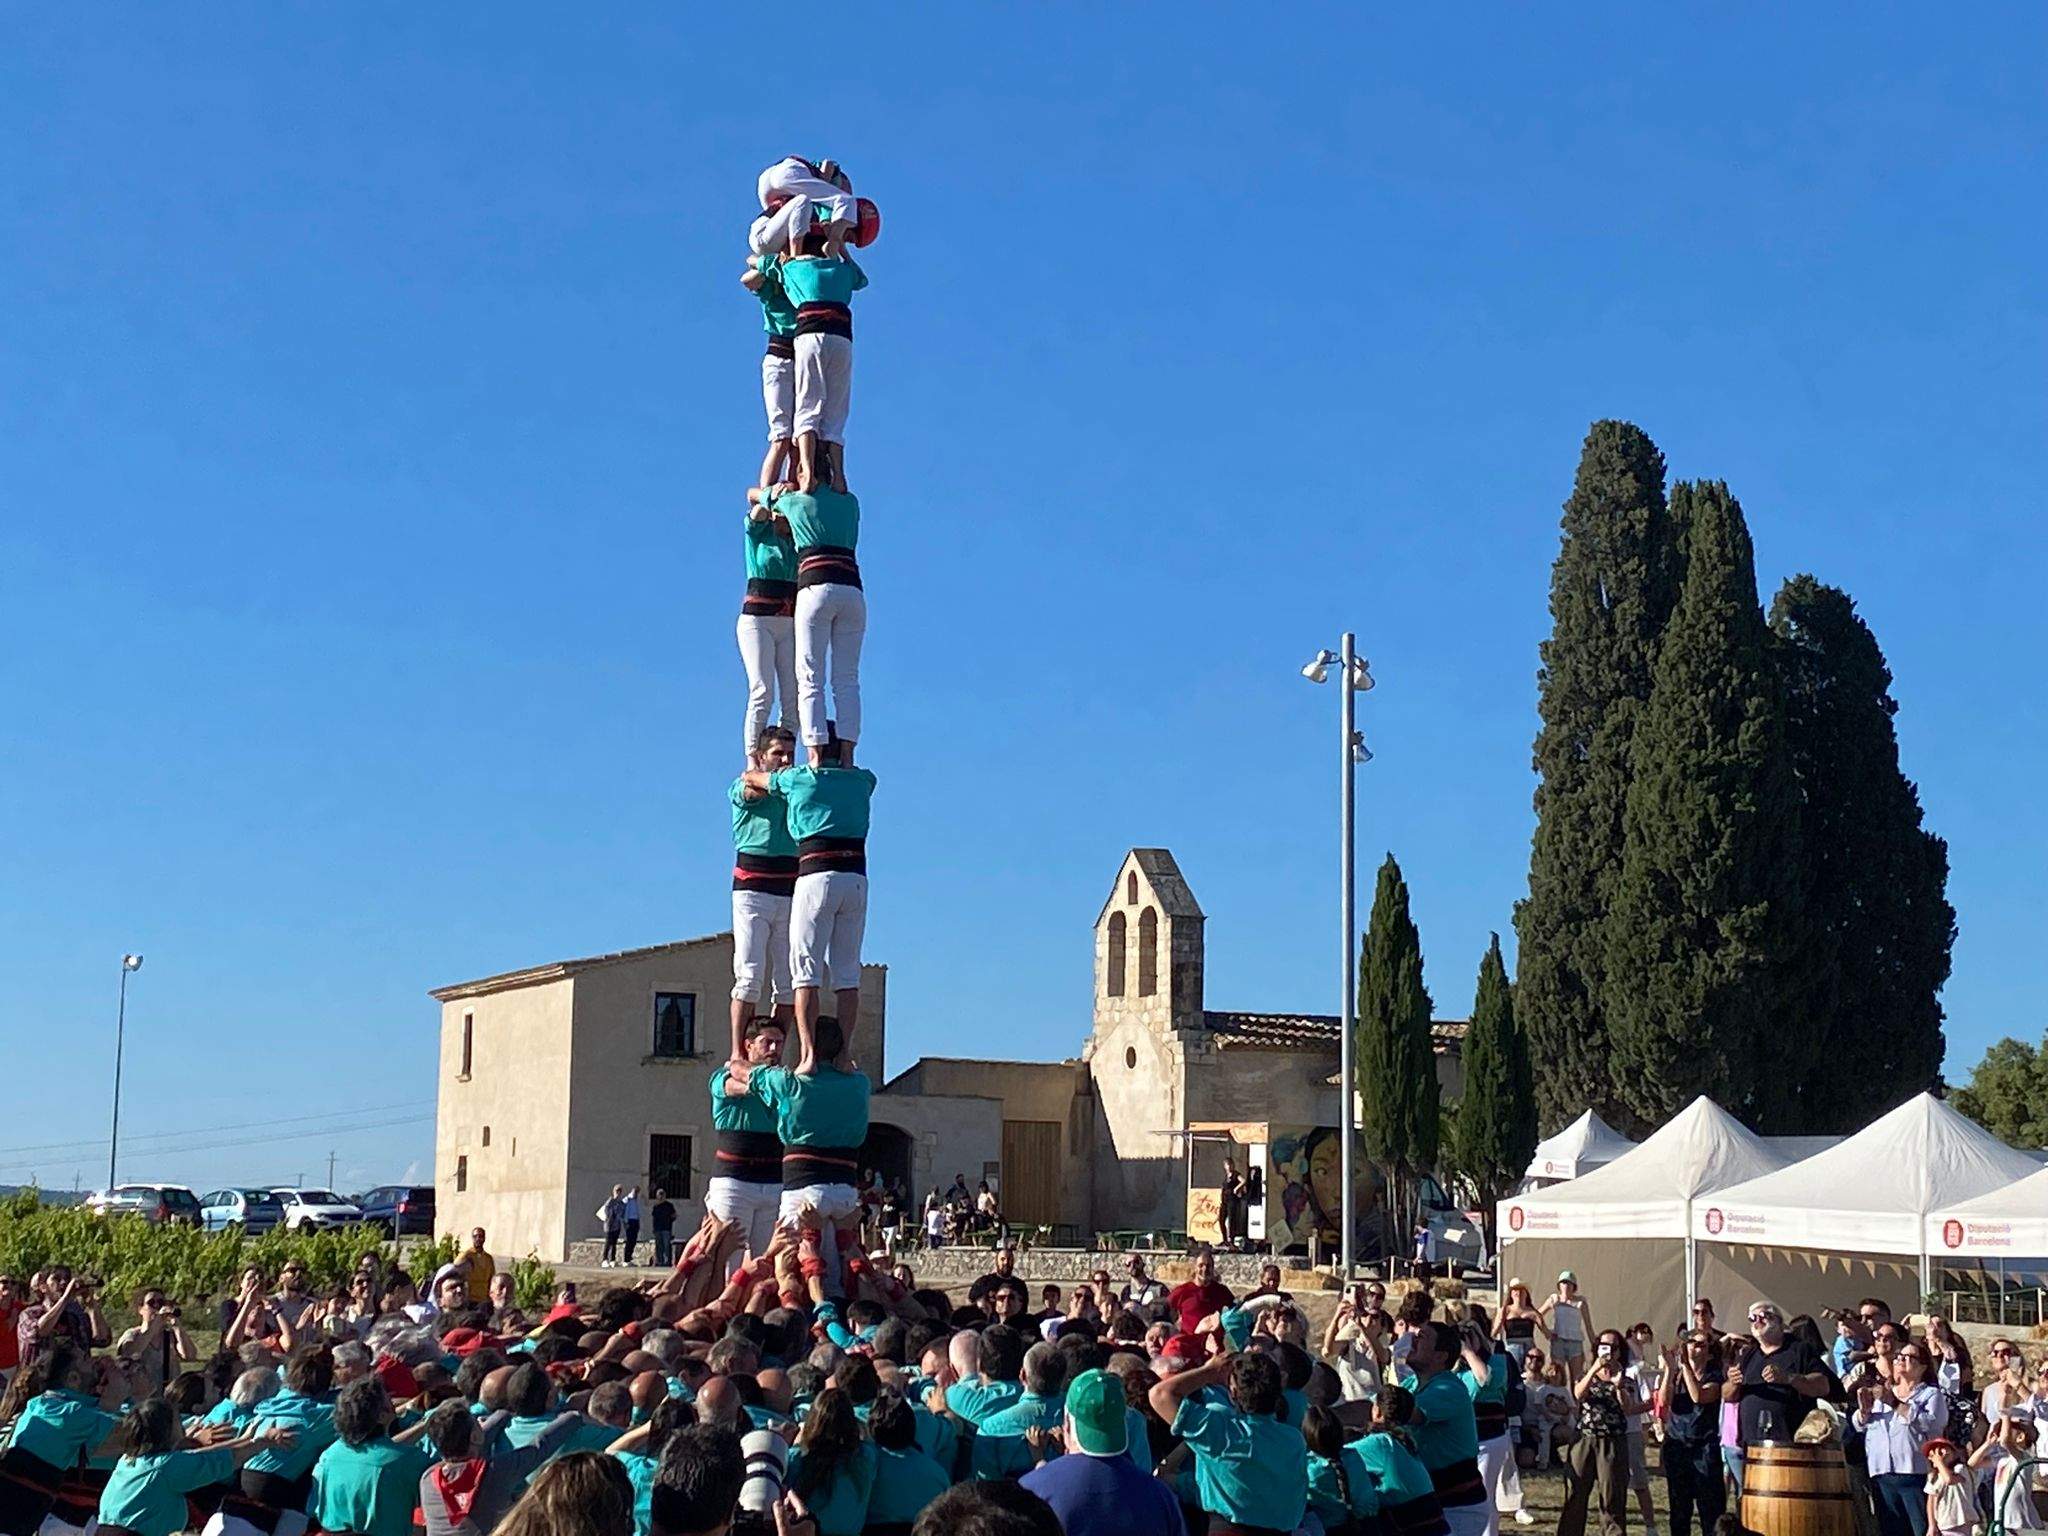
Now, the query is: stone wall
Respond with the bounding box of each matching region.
[902,1246,1337,1291]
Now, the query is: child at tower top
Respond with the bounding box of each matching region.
[739,254,799,490]
[750,156,857,260]
[771,229,866,493]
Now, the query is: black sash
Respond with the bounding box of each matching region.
[797,835,866,876]
[742,577,797,618]
[733,852,798,897]
[716,1128,784,1185]
[1382,1491,1451,1536]
[784,1145,860,1190]
[1427,1455,1485,1507]
[796,546,861,591]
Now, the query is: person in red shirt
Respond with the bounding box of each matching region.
[0,1272,24,1383]
[1166,1248,1235,1335]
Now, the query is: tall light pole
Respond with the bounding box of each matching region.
[1302,638,1373,1276]
[109,954,143,1190]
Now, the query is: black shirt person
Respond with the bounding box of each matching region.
[1732,1301,1834,1447]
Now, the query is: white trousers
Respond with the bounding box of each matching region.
[791,870,867,992]
[796,582,865,746]
[793,333,853,444]
[705,1176,782,1262]
[731,888,794,1006]
[737,612,797,761]
[1493,1428,1524,1512]
[750,160,855,254]
[1479,1433,1513,1529]
[763,351,794,441]
[778,1181,861,1227]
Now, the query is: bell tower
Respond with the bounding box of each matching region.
[1085,849,1206,1231]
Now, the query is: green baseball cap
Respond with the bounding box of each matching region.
[1064,1368,1128,1456]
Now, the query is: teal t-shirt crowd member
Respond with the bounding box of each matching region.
[1150,1347,1309,1536]
[1407,1323,1485,1525]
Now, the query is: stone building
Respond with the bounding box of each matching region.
[430,848,1463,1260]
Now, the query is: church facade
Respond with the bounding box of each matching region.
[430,847,1464,1259]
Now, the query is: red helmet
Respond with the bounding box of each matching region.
[850,197,882,248]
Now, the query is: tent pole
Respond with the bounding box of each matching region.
[1685,1202,1698,1316]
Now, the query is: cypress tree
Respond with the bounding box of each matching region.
[1770,576,1953,1124]
[1604,482,1807,1128]
[1446,933,1538,1239]
[1517,421,1684,1128]
[1357,854,1439,1231]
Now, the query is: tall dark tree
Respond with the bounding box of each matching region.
[1357,854,1439,1227]
[1517,422,1685,1128]
[1604,482,1808,1128]
[1769,577,1953,1126]
[1445,933,1538,1239]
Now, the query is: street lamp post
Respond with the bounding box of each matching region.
[109,954,143,1190]
[1301,638,1373,1277]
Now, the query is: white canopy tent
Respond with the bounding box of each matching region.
[1692,1093,2041,1317]
[1924,1163,2048,1259]
[1522,1109,1637,1185]
[1498,1097,1795,1332]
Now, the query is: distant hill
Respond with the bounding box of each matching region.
[0,1186,90,1207]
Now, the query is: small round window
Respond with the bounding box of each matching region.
[1124,1046,1138,1069]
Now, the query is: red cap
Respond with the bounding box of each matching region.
[373,1355,421,1402]
[542,1303,582,1328]
[851,198,882,248]
[1159,1333,1206,1364]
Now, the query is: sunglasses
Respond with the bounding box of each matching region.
[1748,1312,1777,1324]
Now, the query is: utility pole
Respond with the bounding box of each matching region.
[327,1151,338,1188]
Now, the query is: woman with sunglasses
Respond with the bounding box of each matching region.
[1853,1334,1944,1536]
[1981,1338,2026,1427]
[1557,1329,1643,1536]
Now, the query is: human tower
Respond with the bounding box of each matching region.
[690,156,881,1295]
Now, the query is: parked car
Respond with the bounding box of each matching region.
[86,1184,203,1225]
[355,1184,435,1237]
[198,1188,286,1234]
[269,1188,362,1230]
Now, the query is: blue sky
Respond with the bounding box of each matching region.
[4,5,2042,1194]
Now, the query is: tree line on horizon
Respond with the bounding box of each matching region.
[1353,419,1961,1237]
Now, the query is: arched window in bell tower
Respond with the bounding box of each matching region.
[1138,907,1159,996]
[1106,911,1127,997]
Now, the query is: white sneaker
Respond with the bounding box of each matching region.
[1514,1513,1537,1526]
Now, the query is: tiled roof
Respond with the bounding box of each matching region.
[429,934,733,1001]
[1204,1011,1469,1052]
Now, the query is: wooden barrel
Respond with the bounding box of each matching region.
[1741,1443,1857,1536]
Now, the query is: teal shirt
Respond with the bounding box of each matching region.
[503,1412,613,1487]
[748,1063,871,1150]
[1280,1386,1308,1428]
[1460,1352,1510,1404]
[1410,1371,1480,1469]
[1357,1429,1439,1504]
[744,511,798,584]
[309,1438,430,1536]
[616,1447,659,1536]
[752,254,798,337]
[730,778,797,859]
[244,1390,337,1480]
[773,253,868,310]
[1308,1446,1381,1527]
[913,1402,959,1474]
[198,1398,255,1433]
[868,1443,949,1525]
[98,1448,235,1536]
[7,1390,117,1470]
[945,1378,1023,1427]
[1125,1406,1155,1472]
[767,765,876,843]
[1171,1397,1309,1532]
[973,1391,1065,1480]
[767,488,860,554]
[713,1064,781,1137]
[787,1440,875,1536]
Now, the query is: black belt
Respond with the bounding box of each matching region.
[742,577,797,617]
[797,546,861,590]
[798,835,866,876]
[1209,1521,1292,1536]
[1474,1401,1509,1440]
[1428,1456,1485,1506]
[0,1450,62,1501]
[765,335,796,359]
[238,1466,312,1512]
[734,852,798,896]
[795,302,852,339]
[717,1128,785,1184]
[1382,1492,1451,1536]
[784,1145,861,1189]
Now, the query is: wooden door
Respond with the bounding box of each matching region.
[1001,1120,1061,1227]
